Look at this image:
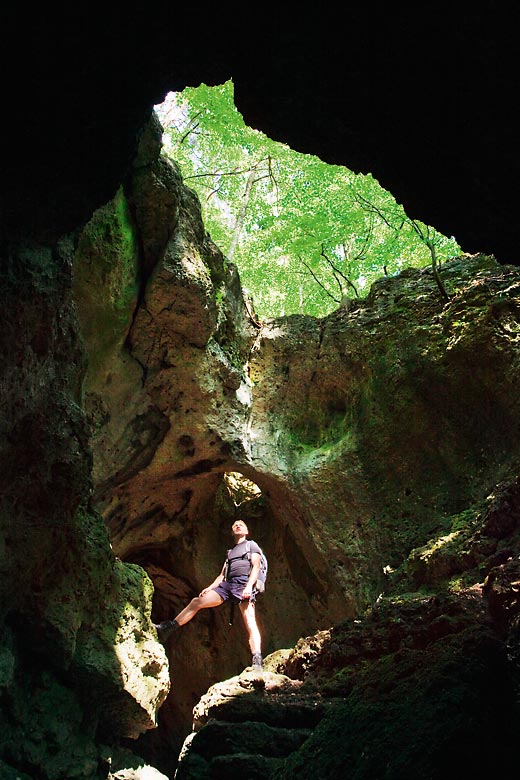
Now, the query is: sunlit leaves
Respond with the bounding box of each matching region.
[156,81,460,318]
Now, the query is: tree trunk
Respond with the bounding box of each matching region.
[227,167,256,261]
[429,242,450,302]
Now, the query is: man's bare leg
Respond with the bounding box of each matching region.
[155,589,223,642]
[175,589,223,625]
[239,599,263,669]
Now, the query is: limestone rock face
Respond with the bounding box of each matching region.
[2,100,520,777]
[0,203,169,776]
[69,112,520,774]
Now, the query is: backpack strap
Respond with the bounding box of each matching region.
[224,549,232,581]
[246,540,261,596]
[226,541,258,580]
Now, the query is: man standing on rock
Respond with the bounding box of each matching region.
[154,519,264,670]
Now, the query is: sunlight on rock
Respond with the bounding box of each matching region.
[235,378,252,406]
[224,471,262,506]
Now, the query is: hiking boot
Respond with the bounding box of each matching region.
[154,619,179,644]
[251,652,263,670]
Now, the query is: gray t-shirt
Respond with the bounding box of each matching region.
[226,539,261,580]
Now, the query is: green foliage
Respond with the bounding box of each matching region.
[157,81,461,319]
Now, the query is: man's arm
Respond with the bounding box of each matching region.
[241,552,261,600]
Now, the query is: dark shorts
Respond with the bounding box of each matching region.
[213,576,256,603]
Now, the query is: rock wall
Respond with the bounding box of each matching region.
[70,113,520,776]
[2,13,519,780]
[2,98,520,777]
[0,197,170,777]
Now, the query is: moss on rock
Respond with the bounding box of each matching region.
[73,186,140,375]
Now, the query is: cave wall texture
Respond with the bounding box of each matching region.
[1,6,520,780]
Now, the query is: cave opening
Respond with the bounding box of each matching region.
[2,12,520,779]
[154,80,462,321]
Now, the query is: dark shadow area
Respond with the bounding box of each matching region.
[2,8,518,264]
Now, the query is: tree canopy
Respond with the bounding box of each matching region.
[156,81,461,319]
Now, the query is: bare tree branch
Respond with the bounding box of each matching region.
[354,189,450,302]
[178,112,203,145]
[320,246,359,297]
[298,255,340,302]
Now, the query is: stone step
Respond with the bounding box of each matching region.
[188,718,312,760]
[175,715,315,780]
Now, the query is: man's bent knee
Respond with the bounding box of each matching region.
[198,590,224,609]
